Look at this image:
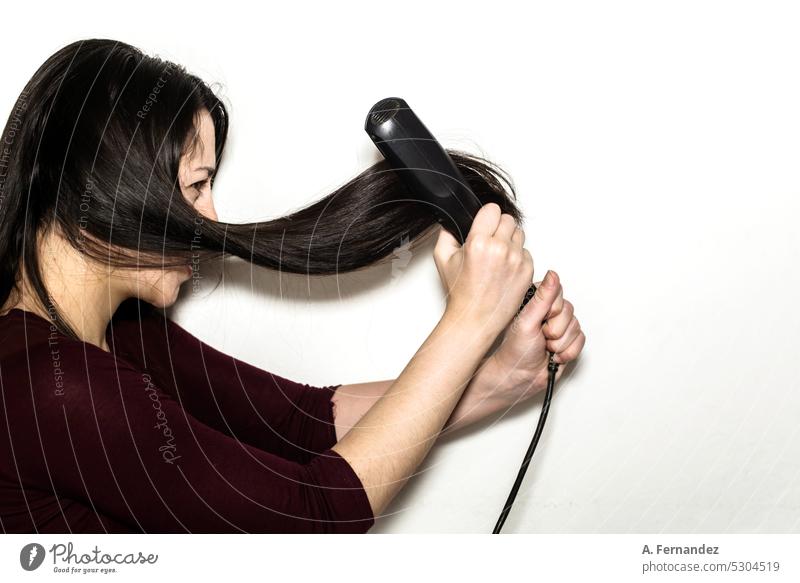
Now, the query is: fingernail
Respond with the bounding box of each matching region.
[545,270,556,288]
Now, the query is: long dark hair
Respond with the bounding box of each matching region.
[0,38,524,340]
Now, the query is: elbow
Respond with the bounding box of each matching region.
[299,450,375,533]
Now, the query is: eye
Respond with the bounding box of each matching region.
[190,179,210,199]
[196,176,215,189]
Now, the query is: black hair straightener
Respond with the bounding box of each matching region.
[365,97,560,534]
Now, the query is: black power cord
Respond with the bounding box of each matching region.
[492,284,561,534]
[492,352,559,533]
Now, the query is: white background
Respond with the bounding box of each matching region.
[1,0,798,534]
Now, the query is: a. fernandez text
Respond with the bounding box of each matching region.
[642,544,719,555]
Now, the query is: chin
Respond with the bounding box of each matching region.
[147,284,183,308]
[136,270,189,308]
[146,294,175,309]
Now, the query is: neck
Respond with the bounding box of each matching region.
[3,230,125,352]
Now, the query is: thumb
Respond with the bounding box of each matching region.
[518,270,560,333]
[433,225,461,265]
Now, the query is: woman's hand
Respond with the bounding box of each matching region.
[491,270,585,399]
[433,203,534,340]
[444,271,585,432]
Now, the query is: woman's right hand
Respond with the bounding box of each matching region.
[433,202,534,339]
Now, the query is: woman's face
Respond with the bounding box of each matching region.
[122,108,219,308]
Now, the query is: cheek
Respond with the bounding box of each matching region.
[130,269,179,296]
[135,269,165,289]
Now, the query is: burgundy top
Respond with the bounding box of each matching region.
[0,306,374,533]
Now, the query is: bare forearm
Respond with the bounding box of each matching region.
[330,313,497,517]
[331,356,501,441]
[331,380,393,442]
[442,355,508,432]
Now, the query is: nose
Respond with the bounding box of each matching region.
[198,198,218,222]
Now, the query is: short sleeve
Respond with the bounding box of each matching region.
[106,309,341,463]
[17,341,374,533]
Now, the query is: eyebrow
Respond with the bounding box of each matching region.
[195,165,216,177]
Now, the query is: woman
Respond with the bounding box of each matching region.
[0,39,585,533]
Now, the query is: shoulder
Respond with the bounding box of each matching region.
[109,299,197,343]
[1,333,145,422]
[107,301,202,363]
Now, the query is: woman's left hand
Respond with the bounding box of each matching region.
[444,270,585,431]
[486,270,585,403]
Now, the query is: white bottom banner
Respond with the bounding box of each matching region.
[1,534,796,582]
